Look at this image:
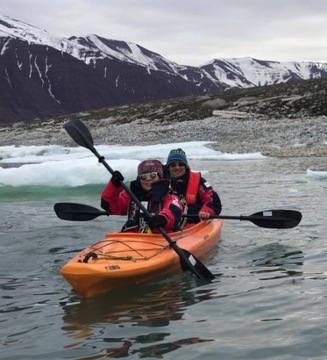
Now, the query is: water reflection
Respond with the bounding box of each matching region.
[104,335,212,358]
[250,242,304,280]
[60,275,216,358]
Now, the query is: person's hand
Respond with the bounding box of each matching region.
[151,179,171,202]
[198,211,210,220]
[111,171,124,187]
[147,215,167,228]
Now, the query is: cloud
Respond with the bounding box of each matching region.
[2,0,327,66]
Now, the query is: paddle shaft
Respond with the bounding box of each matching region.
[55,202,301,229]
[184,214,292,221]
[183,209,302,229]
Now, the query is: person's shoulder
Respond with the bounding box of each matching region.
[189,170,201,179]
[152,178,171,191]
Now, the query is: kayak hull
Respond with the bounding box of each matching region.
[60,219,223,297]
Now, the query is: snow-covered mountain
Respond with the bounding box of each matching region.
[201,57,327,88]
[1,14,327,124]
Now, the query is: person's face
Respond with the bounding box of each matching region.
[139,172,160,191]
[168,162,186,178]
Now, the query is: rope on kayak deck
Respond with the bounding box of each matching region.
[81,240,171,263]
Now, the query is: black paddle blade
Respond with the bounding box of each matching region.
[179,249,215,280]
[54,203,109,221]
[248,210,302,229]
[64,119,94,149]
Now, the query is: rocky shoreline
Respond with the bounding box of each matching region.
[1,78,327,157]
[0,114,326,157]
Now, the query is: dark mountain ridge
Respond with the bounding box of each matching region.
[1,14,327,125]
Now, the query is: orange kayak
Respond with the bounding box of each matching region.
[60,219,223,297]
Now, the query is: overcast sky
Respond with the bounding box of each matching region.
[3,0,327,66]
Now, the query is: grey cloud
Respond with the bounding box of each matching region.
[2,0,327,65]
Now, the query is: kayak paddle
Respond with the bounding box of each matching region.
[62,119,215,281]
[54,202,302,229]
[183,210,302,229]
[54,202,110,221]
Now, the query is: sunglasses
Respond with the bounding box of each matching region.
[139,172,159,180]
[169,162,185,168]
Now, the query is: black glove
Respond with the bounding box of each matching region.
[111,170,124,187]
[151,179,171,203]
[147,215,167,228]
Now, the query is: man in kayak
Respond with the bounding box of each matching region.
[101,159,184,233]
[165,148,222,226]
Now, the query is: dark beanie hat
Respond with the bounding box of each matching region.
[166,148,188,166]
[137,160,163,177]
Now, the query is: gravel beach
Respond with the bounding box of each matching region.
[0,115,326,157]
[94,115,327,157]
[1,78,327,157]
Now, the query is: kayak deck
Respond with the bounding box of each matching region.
[60,219,223,297]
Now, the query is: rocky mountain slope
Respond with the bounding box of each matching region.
[0,78,326,157]
[1,14,327,124]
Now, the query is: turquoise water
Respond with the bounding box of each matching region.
[1,154,327,359]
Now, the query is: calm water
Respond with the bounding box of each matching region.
[1,156,327,359]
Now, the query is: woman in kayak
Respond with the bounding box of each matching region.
[101,159,184,233]
[164,148,222,227]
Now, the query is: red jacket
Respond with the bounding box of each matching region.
[101,179,183,233]
[165,169,222,224]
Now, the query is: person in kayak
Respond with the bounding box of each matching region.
[164,148,222,226]
[101,159,184,233]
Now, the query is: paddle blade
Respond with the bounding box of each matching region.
[64,119,94,149]
[248,210,302,229]
[179,249,215,280]
[54,203,109,221]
